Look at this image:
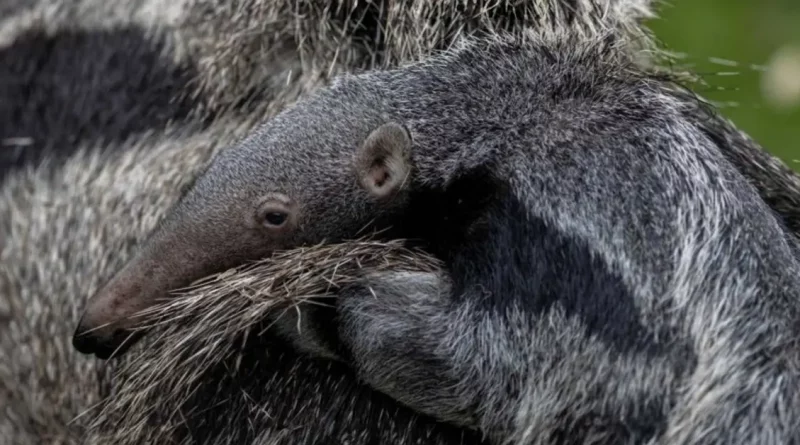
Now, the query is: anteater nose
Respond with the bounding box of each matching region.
[72,317,139,360]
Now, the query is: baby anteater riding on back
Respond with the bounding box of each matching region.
[73,31,800,444]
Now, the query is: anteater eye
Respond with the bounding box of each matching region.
[255,193,294,231]
[264,211,288,227]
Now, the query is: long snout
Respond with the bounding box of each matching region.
[72,168,271,360]
[71,228,233,359]
[72,255,182,359]
[72,262,157,359]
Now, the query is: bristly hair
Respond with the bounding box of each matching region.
[81,238,441,444]
[5,1,800,444]
[179,0,662,112]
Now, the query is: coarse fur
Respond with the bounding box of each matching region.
[0,0,656,181]
[181,0,800,239]
[275,33,800,443]
[0,1,667,444]
[0,0,200,180]
[3,0,798,230]
[78,27,800,445]
[79,239,483,445]
[4,1,800,445]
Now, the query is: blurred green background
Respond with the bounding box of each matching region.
[647,0,800,171]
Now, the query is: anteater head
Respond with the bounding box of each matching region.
[72,88,416,359]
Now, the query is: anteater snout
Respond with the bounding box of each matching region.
[72,319,142,359]
[71,272,158,360]
[71,228,228,359]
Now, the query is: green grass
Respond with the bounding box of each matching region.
[648,0,800,170]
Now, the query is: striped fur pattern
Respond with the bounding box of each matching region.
[2,1,800,444]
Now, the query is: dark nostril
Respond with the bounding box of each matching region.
[72,322,98,355]
[72,323,144,360]
[92,340,124,360]
[72,324,119,358]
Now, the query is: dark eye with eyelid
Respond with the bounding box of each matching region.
[263,211,288,227]
[254,193,295,231]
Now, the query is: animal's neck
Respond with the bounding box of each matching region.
[396,165,500,253]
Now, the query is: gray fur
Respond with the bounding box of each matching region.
[153,29,800,445]
[307,35,800,444]
[2,0,663,443]
[4,0,800,445]
[0,0,200,180]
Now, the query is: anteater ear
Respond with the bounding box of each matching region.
[355,122,413,199]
